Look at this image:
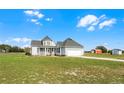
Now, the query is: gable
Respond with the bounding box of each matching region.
[62,38,83,48]
[31,37,84,48]
[41,36,52,42]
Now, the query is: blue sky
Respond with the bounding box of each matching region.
[0,9,124,50]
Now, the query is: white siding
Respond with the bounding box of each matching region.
[43,40,56,46]
[51,41,56,46]
[61,48,65,55]
[32,47,38,55]
[112,50,122,55]
[65,48,84,56]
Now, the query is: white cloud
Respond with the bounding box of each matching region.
[77,15,98,27]
[24,10,33,15]
[87,26,95,31]
[13,37,31,43]
[77,14,107,28]
[24,10,52,27]
[35,22,42,26]
[31,19,38,23]
[45,18,53,22]
[77,14,117,31]
[21,44,31,48]
[30,19,42,26]
[24,10,45,26]
[37,13,44,19]
[103,43,108,46]
[24,10,44,19]
[99,14,106,20]
[99,18,116,29]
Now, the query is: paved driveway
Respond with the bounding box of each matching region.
[75,56,124,62]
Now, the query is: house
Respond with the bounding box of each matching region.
[91,49,102,54]
[112,49,122,55]
[31,36,84,56]
[91,49,95,53]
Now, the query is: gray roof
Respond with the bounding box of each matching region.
[31,40,41,47]
[31,40,56,47]
[56,41,63,47]
[112,49,122,51]
[31,36,53,47]
[63,38,83,48]
[41,36,52,41]
[31,36,83,48]
[56,38,83,48]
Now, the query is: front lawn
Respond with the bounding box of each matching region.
[84,53,124,60]
[0,53,124,84]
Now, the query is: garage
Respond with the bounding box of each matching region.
[65,48,83,56]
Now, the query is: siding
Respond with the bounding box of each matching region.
[31,47,38,55]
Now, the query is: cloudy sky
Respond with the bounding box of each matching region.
[0,9,124,50]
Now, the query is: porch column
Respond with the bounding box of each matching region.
[45,48,46,56]
[60,47,61,56]
[52,48,54,55]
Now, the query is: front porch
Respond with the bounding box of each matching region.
[37,48,54,56]
[37,47,62,56]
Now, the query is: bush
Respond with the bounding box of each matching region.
[122,51,124,54]
[108,50,112,55]
[25,52,31,56]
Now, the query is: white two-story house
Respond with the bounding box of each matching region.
[31,36,84,56]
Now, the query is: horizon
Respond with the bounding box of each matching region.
[0,9,124,50]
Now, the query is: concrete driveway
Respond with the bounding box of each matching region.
[75,56,124,62]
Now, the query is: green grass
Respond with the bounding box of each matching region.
[0,53,124,84]
[84,53,124,59]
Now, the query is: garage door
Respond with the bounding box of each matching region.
[66,48,83,56]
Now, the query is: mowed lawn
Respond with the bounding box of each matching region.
[0,53,124,84]
[84,53,124,59]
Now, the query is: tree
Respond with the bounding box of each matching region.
[108,50,112,54]
[9,46,24,52]
[96,46,107,53]
[0,44,24,53]
[0,44,11,53]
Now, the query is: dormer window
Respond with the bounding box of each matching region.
[47,41,50,45]
[41,36,55,46]
[43,41,51,46]
[43,41,46,45]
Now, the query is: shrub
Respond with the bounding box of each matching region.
[25,52,31,56]
[108,50,112,55]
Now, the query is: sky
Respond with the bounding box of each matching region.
[0,9,124,50]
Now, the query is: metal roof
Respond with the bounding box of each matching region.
[112,49,122,51]
[31,40,42,46]
[56,38,83,48]
[31,37,84,48]
[41,36,52,41]
[62,38,83,48]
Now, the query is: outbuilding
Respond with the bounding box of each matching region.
[112,49,122,55]
[91,49,102,54]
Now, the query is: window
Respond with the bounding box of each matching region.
[47,41,50,45]
[43,42,46,45]
[43,41,51,45]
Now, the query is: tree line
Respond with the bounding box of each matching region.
[0,44,25,53]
